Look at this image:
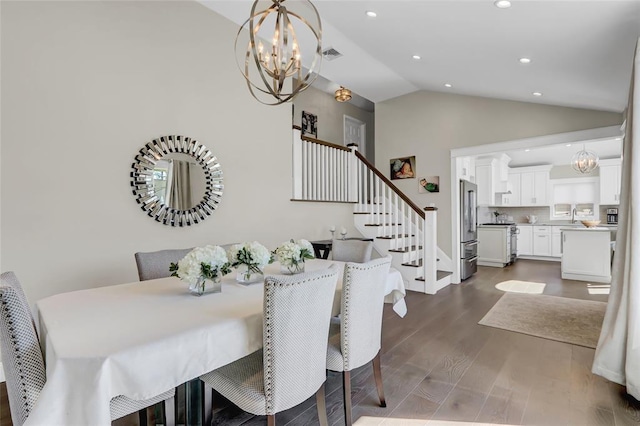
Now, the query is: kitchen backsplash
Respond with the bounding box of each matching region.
[478,205,615,224]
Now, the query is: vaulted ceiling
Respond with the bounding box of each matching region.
[202,0,640,113]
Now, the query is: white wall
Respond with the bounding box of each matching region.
[376,90,623,255]
[0,1,356,308]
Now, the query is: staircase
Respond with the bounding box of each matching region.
[292,127,452,294]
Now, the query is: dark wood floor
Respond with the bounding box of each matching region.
[3,260,640,425]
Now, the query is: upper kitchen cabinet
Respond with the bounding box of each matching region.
[550,177,598,220]
[599,158,622,205]
[502,165,552,207]
[475,154,510,206]
[501,172,521,206]
[457,156,476,183]
[519,166,551,206]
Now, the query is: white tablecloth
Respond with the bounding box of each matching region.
[27,259,406,426]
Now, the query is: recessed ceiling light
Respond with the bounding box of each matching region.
[525,149,531,152]
[519,57,531,64]
[532,92,543,97]
[412,55,421,60]
[615,137,622,141]
[494,0,511,8]
[366,11,377,18]
[566,144,572,147]
[444,83,452,88]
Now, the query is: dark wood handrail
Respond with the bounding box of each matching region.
[293,125,351,152]
[354,150,425,219]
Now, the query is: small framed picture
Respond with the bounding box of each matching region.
[390,156,416,180]
[301,111,317,138]
[419,176,440,193]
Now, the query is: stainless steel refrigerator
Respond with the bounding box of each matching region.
[460,180,478,280]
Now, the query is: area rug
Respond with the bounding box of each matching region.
[479,293,607,348]
[495,279,546,294]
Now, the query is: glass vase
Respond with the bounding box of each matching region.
[189,276,222,296]
[236,264,264,285]
[280,261,305,275]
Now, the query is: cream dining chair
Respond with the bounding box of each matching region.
[326,257,392,426]
[134,248,193,281]
[0,271,176,426]
[331,239,374,263]
[199,266,340,426]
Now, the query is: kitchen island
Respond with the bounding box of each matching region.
[561,227,611,283]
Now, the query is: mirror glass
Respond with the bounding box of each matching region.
[130,135,223,227]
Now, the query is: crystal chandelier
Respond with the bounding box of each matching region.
[334,86,352,102]
[235,0,322,105]
[571,145,600,173]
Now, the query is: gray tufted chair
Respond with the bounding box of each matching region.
[134,248,194,281]
[326,257,392,426]
[0,271,176,426]
[331,239,374,263]
[199,265,340,426]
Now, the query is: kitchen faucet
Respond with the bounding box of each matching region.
[571,207,577,224]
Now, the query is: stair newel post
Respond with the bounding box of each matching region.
[423,207,438,292]
[393,192,399,250]
[348,146,358,205]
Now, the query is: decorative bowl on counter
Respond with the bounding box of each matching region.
[581,220,601,228]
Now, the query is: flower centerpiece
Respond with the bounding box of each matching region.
[275,239,314,274]
[169,245,232,296]
[227,241,273,284]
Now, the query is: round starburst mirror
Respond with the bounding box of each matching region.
[130,135,223,226]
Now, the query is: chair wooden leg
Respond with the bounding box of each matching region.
[203,383,213,426]
[267,414,276,426]
[138,408,148,426]
[316,383,329,426]
[372,351,386,407]
[343,371,353,426]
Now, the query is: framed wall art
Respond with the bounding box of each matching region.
[419,176,440,193]
[301,111,318,138]
[390,156,416,180]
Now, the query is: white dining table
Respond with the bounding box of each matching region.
[27,259,406,426]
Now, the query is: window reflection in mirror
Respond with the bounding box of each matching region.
[152,153,206,210]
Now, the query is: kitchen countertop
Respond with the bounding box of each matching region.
[515,222,618,228]
[560,226,612,232]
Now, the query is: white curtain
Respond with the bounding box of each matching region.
[592,39,640,400]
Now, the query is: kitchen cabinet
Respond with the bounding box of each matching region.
[478,226,510,267]
[599,158,622,205]
[501,172,521,206]
[457,156,476,183]
[516,225,532,256]
[551,226,562,257]
[561,228,611,283]
[532,225,552,256]
[475,154,511,206]
[520,171,549,206]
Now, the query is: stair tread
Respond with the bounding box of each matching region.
[364,223,401,227]
[415,270,453,281]
[354,212,391,215]
[388,245,422,253]
[402,259,423,267]
[377,234,414,239]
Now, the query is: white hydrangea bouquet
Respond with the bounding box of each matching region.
[275,239,315,274]
[169,245,232,295]
[227,241,273,284]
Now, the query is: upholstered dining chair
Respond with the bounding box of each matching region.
[326,256,392,426]
[331,239,374,263]
[199,266,340,426]
[134,248,193,281]
[0,271,176,426]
